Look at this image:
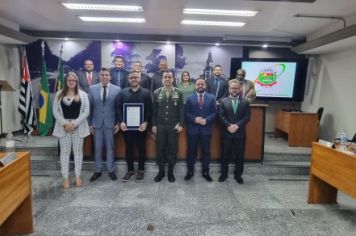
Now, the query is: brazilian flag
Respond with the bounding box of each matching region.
[38,55,53,136]
[56,59,64,91]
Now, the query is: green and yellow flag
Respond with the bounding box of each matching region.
[38,52,53,136]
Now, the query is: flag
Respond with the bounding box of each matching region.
[56,59,64,91]
[18,52,37,134]
[38,53,53,136]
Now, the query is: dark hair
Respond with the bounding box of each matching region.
[214,64,222,69]
[180,71,191,82]
[114,55,125,62]
[59,71,80,101]
[100,67,110,73]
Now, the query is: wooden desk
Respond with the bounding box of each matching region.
[308,143,356,204]
[84,104,267,162]
[0,152,34,235]
[275,110,318,147]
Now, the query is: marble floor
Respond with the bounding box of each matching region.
[27,171,356,236]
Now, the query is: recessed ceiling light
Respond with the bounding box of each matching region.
[79,17,145,23]
[183,8,257,17]
[64,38,69,41]
[62,3,143,12]
[166,41,171,44]
[181,20,245,27]
[262,44,268,48]
[215,43,220,46]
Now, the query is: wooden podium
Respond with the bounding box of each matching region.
[0,152,34,235]
[308,142,356,204]
[275,110,318,147]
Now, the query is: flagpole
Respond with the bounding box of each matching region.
[54,43,63,93]
[23,46,39,130]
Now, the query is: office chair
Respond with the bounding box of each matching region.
[317,107,324,125]
[351,132,356,142]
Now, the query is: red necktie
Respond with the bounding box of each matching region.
[198,94,203,109]
[87,72,92,85]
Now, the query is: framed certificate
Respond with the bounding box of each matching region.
[123,103,144,130]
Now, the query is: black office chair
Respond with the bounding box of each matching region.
[351,132,356,142]
[317,107,324,125]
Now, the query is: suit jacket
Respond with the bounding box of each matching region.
[218,96,250,139]
[206,76,228,101]
[52,90,90,138]
[185,92,217,135]
[89,83,120,129]
[77,70,99,94]
[140,73,151,90]
[110,68,129,89]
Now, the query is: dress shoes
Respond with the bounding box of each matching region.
[89,172,102,182]
[135,171,144,182]
[154,171,165,182]
[108,172,117,181]
[122,171,134,182]
[202,173,213,182]
[184,171,194,181]
[218,174,227,182]
[168,173,175,182]
[235,176,244,184]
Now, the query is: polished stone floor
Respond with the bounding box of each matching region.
[27,171,356,236]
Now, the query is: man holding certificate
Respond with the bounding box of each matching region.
[117,72,153,182]
[152,70,184,183]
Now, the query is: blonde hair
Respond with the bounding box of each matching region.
[58,71,80,102]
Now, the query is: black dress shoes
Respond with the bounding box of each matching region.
[184,172,194,181]
[202,173,213,182]
[89,172,102,182]
[154,171,165,182]
[108,172,117,181]
[235,176,244,184]
[168,173,175,182]
[218,174,227,182]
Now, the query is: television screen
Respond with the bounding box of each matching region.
[242,61,297,98]
[230,58,308,101]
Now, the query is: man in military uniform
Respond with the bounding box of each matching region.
[152,70,184,182]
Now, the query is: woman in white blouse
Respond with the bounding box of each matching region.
[53,72,90,189]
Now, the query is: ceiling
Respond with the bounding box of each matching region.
[1,0,356,51]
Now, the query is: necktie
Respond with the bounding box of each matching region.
[232,99,238,114]
[87,72,92,86]
[215,79,220,97]
[198,94,203,109]
[103,86,107,103]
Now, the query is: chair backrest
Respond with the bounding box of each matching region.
[317,107,324,125]
[352,132,356,142]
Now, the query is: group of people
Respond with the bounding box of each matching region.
[52,57,256,189]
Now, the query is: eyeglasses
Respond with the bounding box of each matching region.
[67,80,77,83]
[237,73,244,76]
[129,76,139,80]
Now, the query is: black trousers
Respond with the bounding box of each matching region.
[221,137,246,178]
[186,134,211,173]
[122,131,147,171]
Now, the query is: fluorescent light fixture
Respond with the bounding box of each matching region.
[183,8,257,17]
[262,44,268,48]
[79,16,145,23]
[181,20,245,27]
[64,38,69,41]
[166,41,171,44]
[62,3,143,12]
[223,35,292,43]
[215,43,220,46]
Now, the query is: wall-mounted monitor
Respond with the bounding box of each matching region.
[230,58,308,101]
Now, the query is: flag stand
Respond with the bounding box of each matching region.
[0,80,15,136]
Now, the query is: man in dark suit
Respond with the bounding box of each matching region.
[218,79,250,184]
[150,59,168,94]
[206,64,228,103]
[133,61,151,90]
[110,55,129,89]
[77,59,99,94]
[184,78,217,182]
[88,68,121,182]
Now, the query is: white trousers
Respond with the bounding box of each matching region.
[59,128,84,178]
